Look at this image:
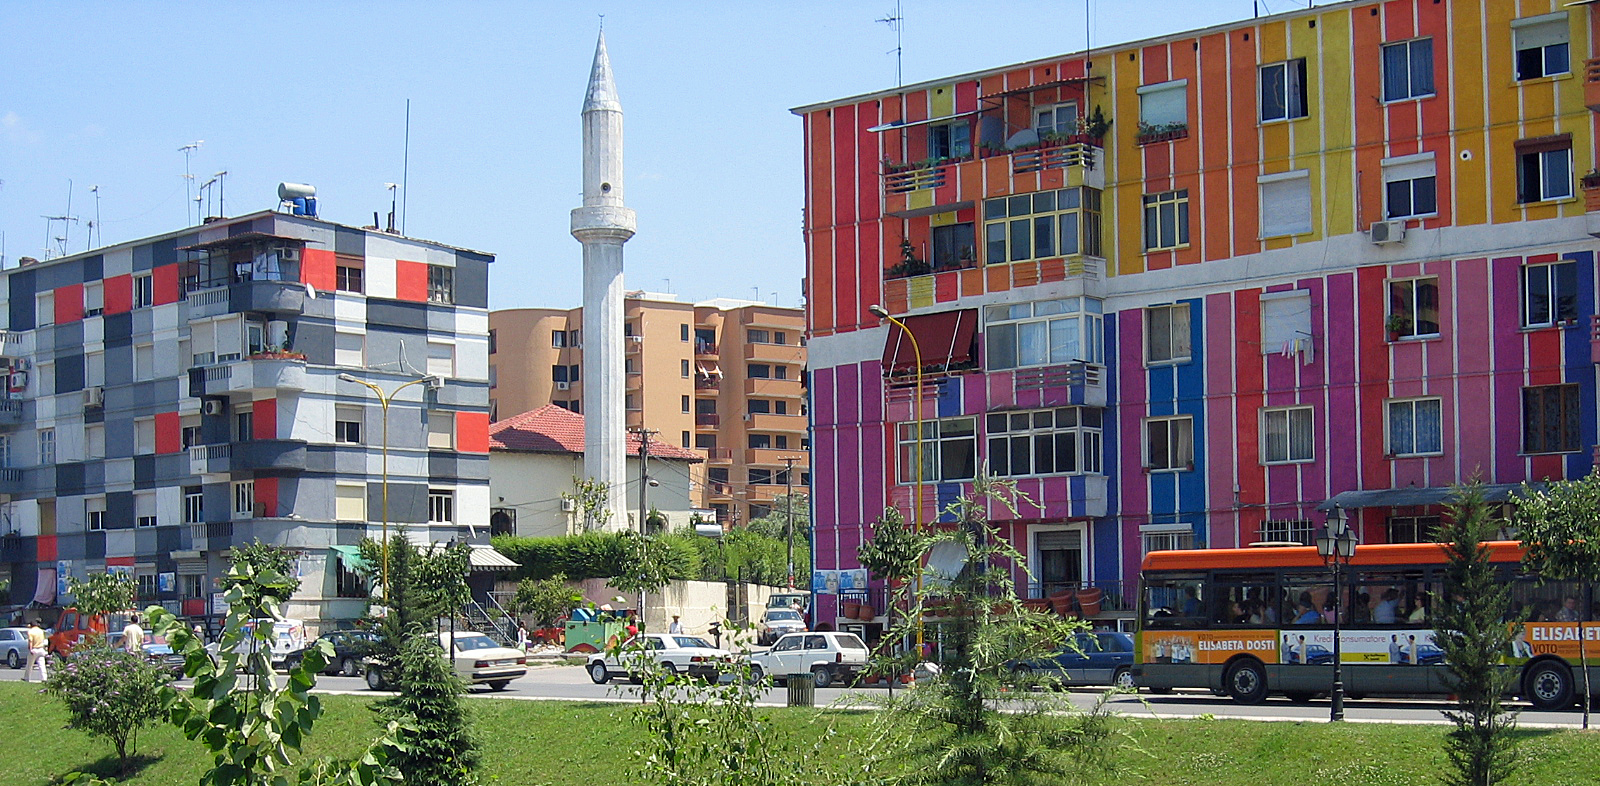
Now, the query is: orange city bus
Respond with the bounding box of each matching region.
[1134,541,1595,710]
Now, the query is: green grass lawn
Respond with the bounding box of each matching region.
[3,680,1593,786]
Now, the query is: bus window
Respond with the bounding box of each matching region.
[1353,571,1433,625]
[1211,573,1277,626]
[1510,577,1587,623]
[1143,575,1205,628]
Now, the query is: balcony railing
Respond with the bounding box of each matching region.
[0,331,30,358]
[694,341,719,357]
[705,447,733,464]
[189,443,232,476]
[695,413,720,427]
[0,399,23,428]
[1009,140,1099,175]
[695,376,721,391]
[883,163,950,194]
[1022,579,1133,615]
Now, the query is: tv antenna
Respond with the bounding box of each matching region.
[179,140,204,225]
[87,185,102,251]
[198,171,228,221]
[384,183,399,232]
[42,179,78,258]
[876,0,905,88]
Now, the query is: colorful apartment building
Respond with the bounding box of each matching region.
[795,0,1597,631]
[0,208,494,627]
[490,296,808,525]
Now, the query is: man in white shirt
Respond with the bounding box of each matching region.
[122,614,145,654]
[668,615,684,634]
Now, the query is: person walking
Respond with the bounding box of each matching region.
[23,620,48,682]
[122,614,145,654]
[516,623,530,653]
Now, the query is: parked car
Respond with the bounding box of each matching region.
[587,633,731,684]
[283,629,381,677]
[233,618,309,671]
[1010,631,1136,690]
[745,631,870,689]
[757,608,807,646]
[368,631,527,692]
[106,631,187,677]
[0,628,29,669]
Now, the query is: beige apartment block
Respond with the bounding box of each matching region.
[491,293,808,525]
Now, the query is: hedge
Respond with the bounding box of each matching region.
[491,529,802,586]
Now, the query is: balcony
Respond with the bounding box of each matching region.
[186,523,207,550]
[744,377,803,398]
[705,447,733,464]
[625,336,643,353]
[184,280,308,321]
[1587,58,1600,113]
[0,399,23,428]
[694,341,719,358]
[1006,140,1104,190]
[695,376,721,393]
[743,342,799,364]
[0,331,30,358]
[747,412,806,433]
[883,160,956,195]
[189,443,231,476]
[745,447,797,466]
[189,355,308,397]
[0,468,21,495]
[706,481,734,500]
[1010,362,1107,408]
[695,413,720,428]
[625,372,643,390]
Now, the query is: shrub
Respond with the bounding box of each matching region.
[374,631,480,786]
[44,646,168,776]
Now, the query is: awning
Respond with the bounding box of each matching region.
[979,76,1104,102]
[867,109,980,133]
[177,232,312,252]
[923,540,969,588]
[31,568,56,606]
[882,309,979,376]
[467,545,520,571]
[1316,483,1530,511]
[330,545,370,572]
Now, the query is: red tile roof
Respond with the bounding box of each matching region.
[489,405,703,461]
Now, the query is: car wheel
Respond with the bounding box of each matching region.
[628,673,643,685]
[489,680,511,691]
[5,649,19,669]
[336,657,358,677]
[589,661,611,684]
[749,664,765,684]
[365,667,385,691]
[811,665,832,689]
[1527,661,1576,710]
[1113,667,1136,691]
[1225,659,1269,705]
[661,661,678,675]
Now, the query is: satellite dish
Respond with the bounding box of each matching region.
[1006,129,1040,149]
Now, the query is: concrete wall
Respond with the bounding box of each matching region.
[489,449,697,538]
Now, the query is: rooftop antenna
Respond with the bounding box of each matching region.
[401,99,410,235]
[214,171,227,219]
[88,185,101,251]
[384,183,399,232]
[198,173,219,220]
[876,0,905,88]
[42,179,79,258]
[179,141,203,225]
[662,278,672,293]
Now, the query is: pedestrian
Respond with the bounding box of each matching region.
[517,623,530,653]
[668,615,684,634]
[193,622,207,644]
[24,619,48,682]
[122,613,145,654]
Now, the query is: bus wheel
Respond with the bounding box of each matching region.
[1225,660,1269,705]
[1526,661,1575,710]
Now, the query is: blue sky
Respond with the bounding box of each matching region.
[0,1,1333,311]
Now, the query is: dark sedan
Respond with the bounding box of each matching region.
[1010,631,1136,690]
[283,629,381,677]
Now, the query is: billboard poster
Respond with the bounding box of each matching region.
[1277,629,1445,665]
[839,569,867,592]
[1144,630,1278,664]
[811,570,839,595]
[158,572,176,593]
[1516,622,1600,660]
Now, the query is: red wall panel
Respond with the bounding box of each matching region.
[152,264,180,306]
[155,412,182,454]
[54,284,83,324]
[456,411,490,454]
[300,248,338,292]
[104,274,132,315]
[253,399,277,440]
[395,260,429,302]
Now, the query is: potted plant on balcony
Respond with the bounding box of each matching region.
[1385,312,1411,342]
[1081,105,1111,143]
[1583,169,1600,211]
[886,237,931,279]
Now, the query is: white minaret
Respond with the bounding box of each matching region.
[571,30,636,531]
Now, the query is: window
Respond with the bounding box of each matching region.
[136,572,157,599]
[1142,190,1189,251]
[1141,527,1196,554]
[488,365,497,389]
[235,411,254,442]
[85,351,104,387]
[134,343,155,381]
[747,364,771,379]
[1524,384,1581,454]
[1144,304,1192,364]
[624,358,637,374]
[1261,519,1314,546]
[233,480,255,519]
[86,497,106,532]
[1137,79,1187,128]
[1513,13,1569,81]
[983,187,1102,263]
[427,342,454,377]
[427,265,454,303]
[928,120,971,160]
[135,417,156,455]
[931,222,976,268]
[1259,171,1312,237]
[488,329,497,354]
[1145,416,1194,471]
[35,292,53,326]
[428,490,455,523]
[552,365,569,384]
[335,264,364,293]
[552,330,567,348]
[984,297,1105,369]
[335,484,366,521]
[1261,406,1314,464]
[681,430,690,448]
[1386,398,1443,456]
[35,362,53,395]
[1259,58,1308,122]
[428,411,454,449]
[1522,260,1579,327]
[248,321,267,356]
[681,359,690,378]
[748,399,770,415]
[1516,137,1573,203]
[335,405,363,444]
[1381,38,1434,101]
[748,329,769,344]
[568,329,580,347]
[84,281,103,316]
[987,407,1103,477]
[132,273,154,309]
[1033,102,1079,137]
[135,492,156,528]
[183,574,204,599]
[680,395,690,414]
[183,488,203,525]
[625,393,639,411]
[1387,515,1439,544]
[86,424,106,459]
[1382,154,1438,219]
[1388,278,1440,338]
[0,435,11,468]
[38,428,55,465]
[749,468,774,485]
[895,416,977,483]
[1259,290,1312,355]
[680,323,689,342]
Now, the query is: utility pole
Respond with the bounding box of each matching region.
[780,455,801,589]
[630,426,658,631]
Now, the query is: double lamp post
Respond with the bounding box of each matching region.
[1317,504,1358,722]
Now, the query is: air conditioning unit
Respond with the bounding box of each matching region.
[201,399,225,416]
[1368,220,1406,244]
[424,375,444,390]
[560,498,576,513]
[279,246,301,263]
[5,371,26,393]
[555,381,570,391]
[628,335,644,343]
[83,386,104,408]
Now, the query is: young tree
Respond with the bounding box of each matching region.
[511,575,584,629]
[1512,471,1600,727]
[373,631,481,786]
[858,506,927,684]
[44,646,167,776]
[65,571,137,620]
[1436,483,1520,786]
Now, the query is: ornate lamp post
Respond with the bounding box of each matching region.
[1316,504,1358,722]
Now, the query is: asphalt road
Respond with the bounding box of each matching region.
[3,661,1589,728]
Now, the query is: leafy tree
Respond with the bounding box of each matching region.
[511,575,584,628]
[1512,471,1600,728]
[1437,483,1520,786]
[373,631,480,786]
[229,539,302,598]
[65,571,139,647]
[563,476,613,531]
[610,532,676,597]
[44,645,167,776]
[858,506,927,683]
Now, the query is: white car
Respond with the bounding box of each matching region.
[367,631,527,691]
[746,631,870,689]
[587,633,731,684]
[232,618,308,670]
[757,608,808,645]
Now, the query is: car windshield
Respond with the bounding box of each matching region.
[451,635,500,652]
[766,610,801,621]
[674,636,713,649]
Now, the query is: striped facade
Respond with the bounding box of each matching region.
[797,0,1600,628]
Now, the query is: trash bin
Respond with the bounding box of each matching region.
[786,672,815,707]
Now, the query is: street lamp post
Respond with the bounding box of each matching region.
[868,304,924,655]
[338,373,437,607]
[1316,505,1358,722]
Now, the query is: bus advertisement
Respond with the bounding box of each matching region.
[1135,541,1593,710]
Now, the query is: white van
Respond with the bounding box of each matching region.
[235,618,308,670]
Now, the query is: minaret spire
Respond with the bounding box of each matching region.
[571,28,636,532]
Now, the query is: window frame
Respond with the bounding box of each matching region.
[1260,519,1315,546]
[1033,101,1080,137]
[1385,397,1444,457]
[1522,384,1581,455]
[1260,405,1315,465]
[427,265,455,304]
[1143,303,1193,366]
[986,406,1104,478]
[983,296,1105,370]
[983,188,1102,264]
[1517,145,1574,204]
[232,480,255,519]
[335,264,365,294]
[1142,189,1190,252]
[428,489,455,524]
[1512,13,1571,81]
[927,120,972,160]
[895,416,978,484]
[1521,260,1580,327]
[1144,415,1195,472]
[1258,170,1313,238]
[1382,154,1439,220]
[132,273,154,310]
[1387,276,1441,339]
[1381,37,1435,103]
[1258,58,1308,123]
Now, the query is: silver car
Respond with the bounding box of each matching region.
[757,609,807,645]
[0,628,28,669]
